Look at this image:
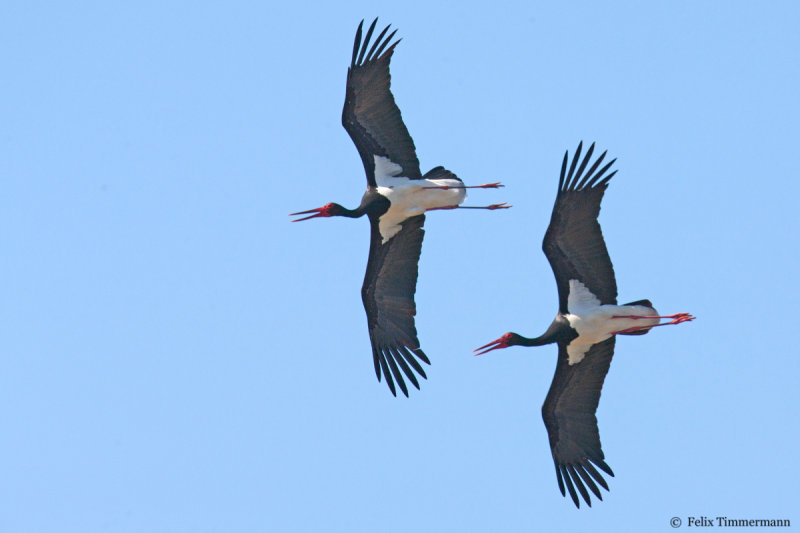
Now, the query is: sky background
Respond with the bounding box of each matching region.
[2,1,799,532]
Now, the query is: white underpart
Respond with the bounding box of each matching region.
[373,155,466,243]
[564,279,660,365]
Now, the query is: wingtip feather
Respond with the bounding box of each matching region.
[573,142,595,185]
[389,346,420,391]
[575,465,603,501]
[566,141,583,189]
[561,465,580,508]
[383,348,409,397]
[395,346,426,379]
[583,461,610,491]
[351,20,364,68]
[581,149,607,185]
[378,354,397,396]
[356,18,379,66]
[365,23,391,62]
[593,458,614,477]
[558,151,569,192]
[554,460,565,496]
[414,347,430,365]
[567,465,592,507]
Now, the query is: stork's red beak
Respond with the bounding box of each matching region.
[473,334,511,356]
[289,207,328,222]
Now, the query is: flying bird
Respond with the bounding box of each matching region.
[291,19,508,397]
[474,142,694,508]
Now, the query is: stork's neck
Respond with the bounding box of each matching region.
[338,205,365,218]
[516,335,554,347]
[523,316,577,346]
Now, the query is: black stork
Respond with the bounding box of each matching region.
[291,19,508,397]
[474,142,694,508]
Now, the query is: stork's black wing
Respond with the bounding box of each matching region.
[342,19,421,187]
[542,142,618,314]
[361,214,429,396]
[542,338,616,508]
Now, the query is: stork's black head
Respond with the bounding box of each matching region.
[289,202,347,222]
[473,332,526,355]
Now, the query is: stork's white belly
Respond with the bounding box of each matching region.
[564,279,659,365]
[373,156,466,243]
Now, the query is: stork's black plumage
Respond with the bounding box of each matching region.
[475,142,694,507]
[362,213,429,397]
[290,19,507,397]
[542,338,616,507]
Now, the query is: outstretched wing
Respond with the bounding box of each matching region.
[542,142,618,314]
[361,214,429,396]
[342,19,421,187]
[541,338,616,508]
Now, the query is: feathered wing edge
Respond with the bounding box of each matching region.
[543,141,619,313]
[342,19,421,185]
[556,141,617,197]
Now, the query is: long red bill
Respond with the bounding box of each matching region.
[473,337,508,356]
[289,207,326,222]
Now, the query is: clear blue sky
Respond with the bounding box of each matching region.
[2,1,799,531]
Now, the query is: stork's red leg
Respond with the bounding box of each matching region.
[423,182,504,190]
[428,202,511,211]
[612,312,693,320]
[611,313,695,335]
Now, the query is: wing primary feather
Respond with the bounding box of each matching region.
[578,155,612,190]
[365,24,391,61]
[412,347,430,365]
[597,170,617,188]
[592,457,615,477]
[372,345,382,381]
[378,353,397,396]
[567,465,592,507]
[583,461,610,491]
[566,141,583,188]
[575,465,603,500]
[585,158,616,188]
[397,345,427,379]
[351,20,364,68]
[357,18,378,66]
[384,348,408,397]
[582,159,616,189]
[558,151,569,192]
[560,465,581,508]
[580,149,607,185]
[389,346,420,390]
[554,460,566,496]
[573,142,595,185]
[372,31,399,59]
